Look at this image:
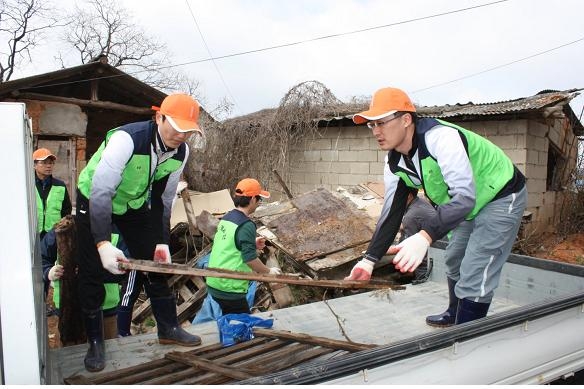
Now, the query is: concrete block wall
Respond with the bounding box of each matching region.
[289,124,384,194]
[523,118,579,234]
[289,119,531,194]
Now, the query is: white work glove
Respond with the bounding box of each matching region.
[344,258,375,281]
[48,264,64,281]
[268,267,282,275]
[176,180,188,194]
[97,242,127,275]
[392,232,430,273]
[153,244,172,264]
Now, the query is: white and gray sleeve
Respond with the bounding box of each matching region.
[89,131,134,243]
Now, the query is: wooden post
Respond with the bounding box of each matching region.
[265,247,294,308]
[272,169,294,200]
[54,215,86,346]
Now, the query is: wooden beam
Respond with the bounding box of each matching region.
[13,91,153,114]
[119,260,404,290]
[165,352,254,380]
[253,328,377,352]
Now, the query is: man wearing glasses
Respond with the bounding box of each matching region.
[33,148,72,240]
[345,87,526,326]
[75,93,204,372]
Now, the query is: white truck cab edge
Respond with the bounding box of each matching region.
[0,102,46,384]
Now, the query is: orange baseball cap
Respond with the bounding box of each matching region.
[352,87,416,124]
[33,148,56,161]
[152,93,203,133]
[235,178,270,198]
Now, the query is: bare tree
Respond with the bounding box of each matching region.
[0,0,60,82]
[61,0,201,95]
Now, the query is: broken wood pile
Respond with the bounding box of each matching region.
[64,329,377,385]
[129,186,393,329]
[130,247,210,326]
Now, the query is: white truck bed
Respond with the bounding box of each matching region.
[49,244,584,385]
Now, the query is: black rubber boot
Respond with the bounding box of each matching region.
[151,296,202,347]
[117,305,133,337]
[455,298,491,325]
[83,308,106,372]
[426,277,458,327]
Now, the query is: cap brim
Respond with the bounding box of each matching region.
[167,116,203,134]
[259,190,270,199]
[35,154,56,161]
[352,109,398,125]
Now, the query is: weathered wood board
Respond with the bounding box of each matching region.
[255,188,375,273]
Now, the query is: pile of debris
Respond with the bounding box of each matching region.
[128,184,401,333]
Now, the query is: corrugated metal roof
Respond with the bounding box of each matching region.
[319,89,583,135]
[417,90,580,118]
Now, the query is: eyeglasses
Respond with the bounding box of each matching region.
[35,160,55,165]
[255,195,263,202]
[366,112,404,130]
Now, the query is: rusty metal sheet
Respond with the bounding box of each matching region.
[261,188,373,263]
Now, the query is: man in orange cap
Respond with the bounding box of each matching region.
[206,178,281,315]
[33,148,72,240]
[75,93,204,372]
[345,87,527,326]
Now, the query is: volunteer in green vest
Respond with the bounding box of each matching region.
[42,227,125,342]
[345,87,527,326]
[33,148,72,240]
[207,178,282,314]
[75,93,203,373]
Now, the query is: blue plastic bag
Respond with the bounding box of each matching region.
[217,313,273,347]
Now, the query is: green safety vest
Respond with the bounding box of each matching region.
[394,118,515,220]
[78,123,184,215]
[207,217,253,294]
[52,234,121,310]
[36,185,66,233]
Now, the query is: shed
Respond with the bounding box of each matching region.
[1,57,174,206]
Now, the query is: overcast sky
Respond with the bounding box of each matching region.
[16,0,584,120]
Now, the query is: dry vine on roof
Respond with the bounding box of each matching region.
[184,80,362,198]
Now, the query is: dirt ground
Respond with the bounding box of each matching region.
[529,232,584,265]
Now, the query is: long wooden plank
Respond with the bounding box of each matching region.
[132,248,211,323]
[253,328,377,352]
[120,260,404,290]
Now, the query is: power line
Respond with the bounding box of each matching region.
[155,0,511,68]
[26,34,584,99]
[184,0,241,115]
[412,37,584,94]
[24,0,511,90]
